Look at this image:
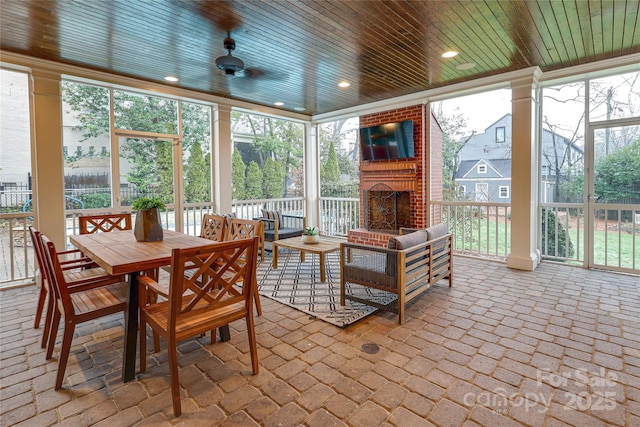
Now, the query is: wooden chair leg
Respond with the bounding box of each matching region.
[167,344,182,417]
[46,310,61,360]
[41,292,54,348]
[246,314,259,375]
[34,285,47,328]
[140,320,147,373]
[153,333,161,353]
[55,322,75,389]
[253,287,262,316]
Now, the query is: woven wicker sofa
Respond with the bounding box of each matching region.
[340,224,452,324]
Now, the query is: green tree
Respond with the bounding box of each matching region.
[321,141,341,183]
[318,119,360,197]
[232,112,303,197]
[232,150,246,200]
[263,157,285,198]
[432,104,472,199]
[184,141,209,203]
[155,140,174,204]
[245,161,264,199]
[595,139,640,204]
[62,82,211,201]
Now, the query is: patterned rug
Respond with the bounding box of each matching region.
[257,250,397,327]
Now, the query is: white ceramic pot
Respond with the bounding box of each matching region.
[301,234,320,244]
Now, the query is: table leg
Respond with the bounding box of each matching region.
[300,251,305,262]
[272,243,279,269]
[319,253,326,282]
[122,271,140,382]
[219,326,231,342]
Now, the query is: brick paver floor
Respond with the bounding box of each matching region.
[1,257,639,426]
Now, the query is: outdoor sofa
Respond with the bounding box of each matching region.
[340,223,452,324]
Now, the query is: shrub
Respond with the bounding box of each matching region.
[132,197,166,211]
[80,193,111,209]
[541,208,575,260]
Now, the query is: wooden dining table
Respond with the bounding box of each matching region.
[70,229,226,382]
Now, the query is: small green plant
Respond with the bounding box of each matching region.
[303,226,318,236]
[132,197,166,211]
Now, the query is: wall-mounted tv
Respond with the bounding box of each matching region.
[360,120,414,161]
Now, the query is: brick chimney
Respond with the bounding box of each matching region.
[348,104,443,247]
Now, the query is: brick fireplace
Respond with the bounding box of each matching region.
[348,104,443,247]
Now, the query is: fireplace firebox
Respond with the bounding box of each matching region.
[364,183,411,232]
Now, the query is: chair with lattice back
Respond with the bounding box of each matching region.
[79,213,132,234]
[138,237,260,417]
[225,218,264,315]
[226,218,264,261]
[200,213,226,241]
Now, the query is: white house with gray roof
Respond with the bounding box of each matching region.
[454,114,583,203]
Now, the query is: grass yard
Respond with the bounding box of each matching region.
[452,218,639,271]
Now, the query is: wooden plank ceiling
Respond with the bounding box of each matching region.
[1,0,639,116]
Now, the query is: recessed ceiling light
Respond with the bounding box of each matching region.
[294,107,306,111]
[164,76,179,82]
[441,51,458,58]
[338,81,351,88]
[456,62,476,70]
[274,101,284,106]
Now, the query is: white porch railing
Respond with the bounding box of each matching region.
[5,198,634,287]
[0,212,36,286]
[430,201,511,260]
[588,203,639,272]
[319,197,360,237]
[540,203,585,265]
[231,198,305,219]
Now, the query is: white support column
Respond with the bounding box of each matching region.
[304,122,319,228]
[31,70,66,247]
[507,71,541,271]
[213,104,233,213]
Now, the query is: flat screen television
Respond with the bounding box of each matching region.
[360,120,414,161]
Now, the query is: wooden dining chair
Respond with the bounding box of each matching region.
[200,213,227,241]
[78,213,132,234]
[138,237,260,417]
[225,218,264,315]
[226,217,265,262]
[40,234,129,390]
[29,226,123,348]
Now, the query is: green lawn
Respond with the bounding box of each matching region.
[453,218,639,270]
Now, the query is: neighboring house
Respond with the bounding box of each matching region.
[455,159,511,202]
[455,114,583,203]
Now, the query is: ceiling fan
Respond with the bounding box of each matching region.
[213,33,288,85]
[215,35,246,77]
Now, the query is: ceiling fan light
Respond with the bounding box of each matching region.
[215,54,245,74]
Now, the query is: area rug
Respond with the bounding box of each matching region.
[256,250,396,327]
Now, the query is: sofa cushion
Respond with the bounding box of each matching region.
[388,230,429,250]
[386,230,429,275]
[426,223,448,241]
[262,209,283,230]
[264,227,303,241]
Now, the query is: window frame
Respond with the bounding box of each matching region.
[496,126,506,143]
[477,164,487,174]
[499,185,510,198]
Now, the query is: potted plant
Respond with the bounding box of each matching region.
[132,197,166,242]
[301,226,320,244]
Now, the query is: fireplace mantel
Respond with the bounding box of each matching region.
[360,160,418,192]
